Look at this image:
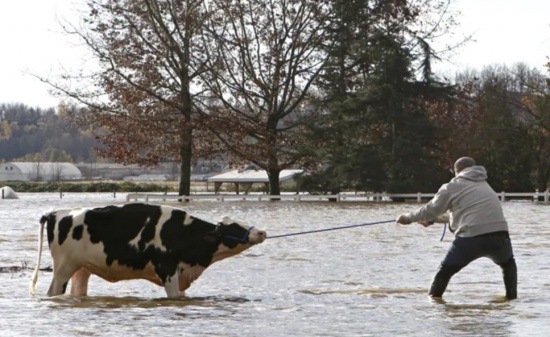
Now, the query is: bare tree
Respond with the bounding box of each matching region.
[200,0,332,195]
[52,162,65,181]
[31,158,43,182]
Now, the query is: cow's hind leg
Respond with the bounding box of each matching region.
[70,268,91,296]
[163,273,180,298]
[48,263,80,296]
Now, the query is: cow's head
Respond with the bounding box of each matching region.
[206,217,266,263]
[215,216,266,248]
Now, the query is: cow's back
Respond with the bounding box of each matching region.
[84,203,163,246]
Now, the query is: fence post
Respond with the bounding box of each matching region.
[417,192,421,203]
[500,191,505,202]
[546,190,549,204]
[534,189,539,204]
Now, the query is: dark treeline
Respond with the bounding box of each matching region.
[0,103,99,163]
[21,1,550,194]
[301,63,550,194]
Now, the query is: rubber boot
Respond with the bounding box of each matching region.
[428,276,449,298]
[501,257,517,300]
[428,264,462,298]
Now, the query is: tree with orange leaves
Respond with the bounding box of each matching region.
[44,0,214,196]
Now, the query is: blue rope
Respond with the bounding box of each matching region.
[267,219,395,239]
[440,223,448,241]
[224,226,255,244]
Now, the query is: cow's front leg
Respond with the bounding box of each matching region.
[163,273,180,298]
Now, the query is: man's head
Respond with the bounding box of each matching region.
[454,157,476,175]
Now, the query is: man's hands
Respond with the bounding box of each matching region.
[396,214,411,225]
[396,215,433,227]
[418,221,432,227]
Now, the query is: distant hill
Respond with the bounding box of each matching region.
[0,103,98,163]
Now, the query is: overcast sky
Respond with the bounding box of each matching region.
[1,0,549,109]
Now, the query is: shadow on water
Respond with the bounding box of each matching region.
[299,287,426,297]
[430,299,519,337]
[40,294,255,310]
[430,296,513,311]
[0,265,51,273]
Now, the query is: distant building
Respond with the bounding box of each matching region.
[0,162,83,182]
[76,162,146,180]
[208,168,304,194]
[76,159,226,181]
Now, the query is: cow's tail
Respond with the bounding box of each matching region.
[29,214,48,296]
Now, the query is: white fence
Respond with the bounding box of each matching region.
[126,190,550,204]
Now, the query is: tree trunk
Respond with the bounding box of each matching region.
[179,71,193,198]
[268,168,281,196]
[536,164,550,192]
[178,125,192,197]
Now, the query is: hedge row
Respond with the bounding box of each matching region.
[2,181,175,193]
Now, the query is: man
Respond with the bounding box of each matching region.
[396,157,517,300]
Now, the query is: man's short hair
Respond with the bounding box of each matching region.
[454,157,476,174]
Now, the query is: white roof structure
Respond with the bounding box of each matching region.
[0,162,83,181]
[207,169,304,194]
[208,169,303,183]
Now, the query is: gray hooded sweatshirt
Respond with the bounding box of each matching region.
[405,165,508,237]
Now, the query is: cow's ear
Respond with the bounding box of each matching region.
[203,232,218,243]
[219,216,232,225]
[203,225,221,242]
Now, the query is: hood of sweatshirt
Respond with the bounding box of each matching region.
[452,165,488,182]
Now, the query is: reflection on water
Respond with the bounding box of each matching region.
[299,287,427,297]
[0,193,549,336]
[43,294,253,310]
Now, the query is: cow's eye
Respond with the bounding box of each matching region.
[215,223,232,233]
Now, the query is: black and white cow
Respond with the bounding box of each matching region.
[29,203,266,298]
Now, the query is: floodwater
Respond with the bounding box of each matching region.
[0,193,549,337]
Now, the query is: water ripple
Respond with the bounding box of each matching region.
[0,193,549,336]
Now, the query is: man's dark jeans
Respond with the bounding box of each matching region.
[429,231,517,299]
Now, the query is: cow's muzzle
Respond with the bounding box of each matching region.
[248,228,267,244]
[224,227,266,244]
